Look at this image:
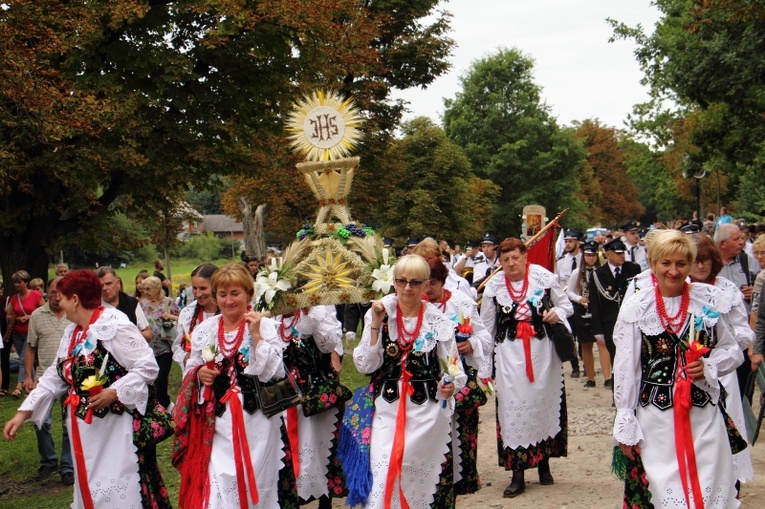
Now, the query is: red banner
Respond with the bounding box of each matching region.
[526,222,559,272]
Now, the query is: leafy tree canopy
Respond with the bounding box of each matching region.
[609,0,765,216]
[375,117,500,244]
[442,48,587,237]
[0,0,453,281]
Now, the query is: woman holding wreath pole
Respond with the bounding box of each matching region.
[3,270,170,508]
[173,263,298,508]
[424,257,492,495]
[479,237,573,498]
[353,254,465,509]
[275,305,349,509]
[613,231,744,508]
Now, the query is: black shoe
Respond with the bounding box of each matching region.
[503,471,525,498]
[604,378,613,388]
[538,460,555,485]
[570,369,581,379]
[584,379,596,388]
[61,472,75,486]
[34,465,57,481]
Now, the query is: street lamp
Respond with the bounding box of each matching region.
[682,157,711,223]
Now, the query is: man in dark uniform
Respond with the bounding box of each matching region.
[588,238,641,387]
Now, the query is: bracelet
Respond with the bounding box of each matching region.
[370,326,381,332]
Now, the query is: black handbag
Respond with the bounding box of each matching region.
[541,294,577,363]
[258,368,303,418]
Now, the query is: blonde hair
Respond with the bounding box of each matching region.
[412,238,440,259]
[29,278,45,293]
[393,255,430,281]
[649,230,696,266]
[211,263,255,299]
[753,234,765,251]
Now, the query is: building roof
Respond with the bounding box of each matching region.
[201,214,243,234]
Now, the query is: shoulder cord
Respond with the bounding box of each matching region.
[592,271,621,303]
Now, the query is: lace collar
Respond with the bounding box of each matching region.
[485,264,557,307]
[619,282,732,336]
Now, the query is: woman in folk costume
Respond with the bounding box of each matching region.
[275,305,350,508]
[353,254,466,509]
[479,237,573,498]
[172,263,219,371]
[688,234,754,486]
[423,257,492,495]
[173,264,298,509]
[3,270,171,508]
[613,231,745,508]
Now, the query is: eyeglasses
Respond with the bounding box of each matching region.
[754,251,765,257]
[394,278,424,288]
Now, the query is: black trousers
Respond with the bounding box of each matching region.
[154,352,173,408]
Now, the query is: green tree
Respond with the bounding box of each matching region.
[609,0,765,215]
[375,117,499,242]
[0,0,453,282]
[442,48,587,237]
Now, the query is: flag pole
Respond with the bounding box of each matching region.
[476,209,569,293]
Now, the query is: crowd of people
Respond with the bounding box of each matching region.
[1,209,764,508]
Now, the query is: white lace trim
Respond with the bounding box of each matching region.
[294,406,339,500]
[613,409,644,447]
[378,294,454,354]
[619,283,731,336]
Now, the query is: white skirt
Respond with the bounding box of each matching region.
[637,402,739,508]
[207,394,286,509]
[364,383,452,509]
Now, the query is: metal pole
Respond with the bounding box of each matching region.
[696,177,702,224]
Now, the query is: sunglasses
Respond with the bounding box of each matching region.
[394,278,425,288]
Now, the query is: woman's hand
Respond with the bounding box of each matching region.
[198,366,221,386]
[369,300,386,345]
[88,388,118,411]
[245,311,263,347]
[619,442,640,461]
[439,381,455,399]
[580,297,589,307]
[456,340,473,355]
[3,411,32,440]
[541,309,560,324]
[685,359,705,382]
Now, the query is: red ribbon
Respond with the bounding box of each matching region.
[673,347,709,509]
[65,391,95,509]
[384,369,414,509]
[516,321,535,382]
[221,388,259,508]
[286,406,300,478]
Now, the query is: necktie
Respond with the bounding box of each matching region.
[614,267,621,279]
[572,257,577,271]
[586,268,592,283]
[630,246,635,262]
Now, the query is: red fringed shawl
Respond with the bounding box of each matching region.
[172,367,217,509]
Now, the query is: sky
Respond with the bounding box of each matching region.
[391,0,662,129]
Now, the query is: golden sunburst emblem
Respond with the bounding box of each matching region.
[286,90,363,161]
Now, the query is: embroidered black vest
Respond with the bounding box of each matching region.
[57,341,127,420]
[492,295,546,343]
[639,324,716,411]
[211,352,260,417]
[370,319,441,405]
[283,335,339,392]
